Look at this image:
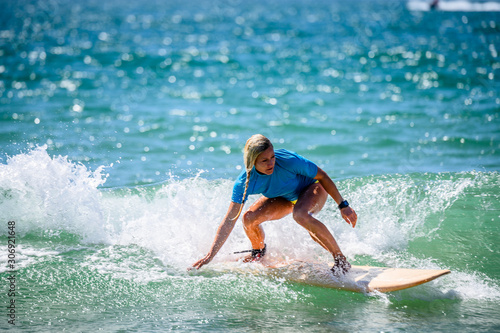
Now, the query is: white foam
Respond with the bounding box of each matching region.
[0,145,108,242]
[81,245,172,283]
[0,245,60,273]
[338,173,475,259]
[445,270,500,300]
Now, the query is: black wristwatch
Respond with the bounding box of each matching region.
[338,200,349,210]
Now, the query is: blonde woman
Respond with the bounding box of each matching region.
[192,134,357,275]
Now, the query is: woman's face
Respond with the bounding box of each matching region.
[254,146,275,175]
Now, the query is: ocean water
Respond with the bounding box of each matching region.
[1,0,499,331]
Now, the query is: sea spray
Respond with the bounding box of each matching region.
[0,146,108,242]
[339,173,477,259]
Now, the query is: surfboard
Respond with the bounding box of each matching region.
[265,260,450,293]
[213,259,451,293]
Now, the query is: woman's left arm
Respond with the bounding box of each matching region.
[314,167,357,228]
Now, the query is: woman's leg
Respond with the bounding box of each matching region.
[242,196,293,250]
[293,182,345,259]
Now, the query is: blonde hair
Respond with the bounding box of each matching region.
[230,134,273,220]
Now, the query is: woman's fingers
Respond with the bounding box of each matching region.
[341,207,357,228]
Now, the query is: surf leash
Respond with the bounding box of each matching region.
[233,245,266,258]
[233,250,252,254]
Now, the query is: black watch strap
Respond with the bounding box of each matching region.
[338,200,349,210]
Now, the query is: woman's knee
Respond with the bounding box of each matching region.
[242,210,257,229]
[292,209,311,227]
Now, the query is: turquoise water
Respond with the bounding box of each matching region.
[1,0,499,331]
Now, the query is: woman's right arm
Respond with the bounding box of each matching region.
[191,201,243,270]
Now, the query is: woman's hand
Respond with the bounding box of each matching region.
[192,253,213,270]
[341,206,357,228]
[190,202,242,271]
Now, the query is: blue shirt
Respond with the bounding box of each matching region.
[232,149,318,204]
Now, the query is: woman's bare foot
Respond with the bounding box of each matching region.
[331,255,351,276]
[242,244,266,263]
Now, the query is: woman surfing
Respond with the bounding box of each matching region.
[192,134,357,275]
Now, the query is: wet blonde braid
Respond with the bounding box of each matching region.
[230,134,272,221]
